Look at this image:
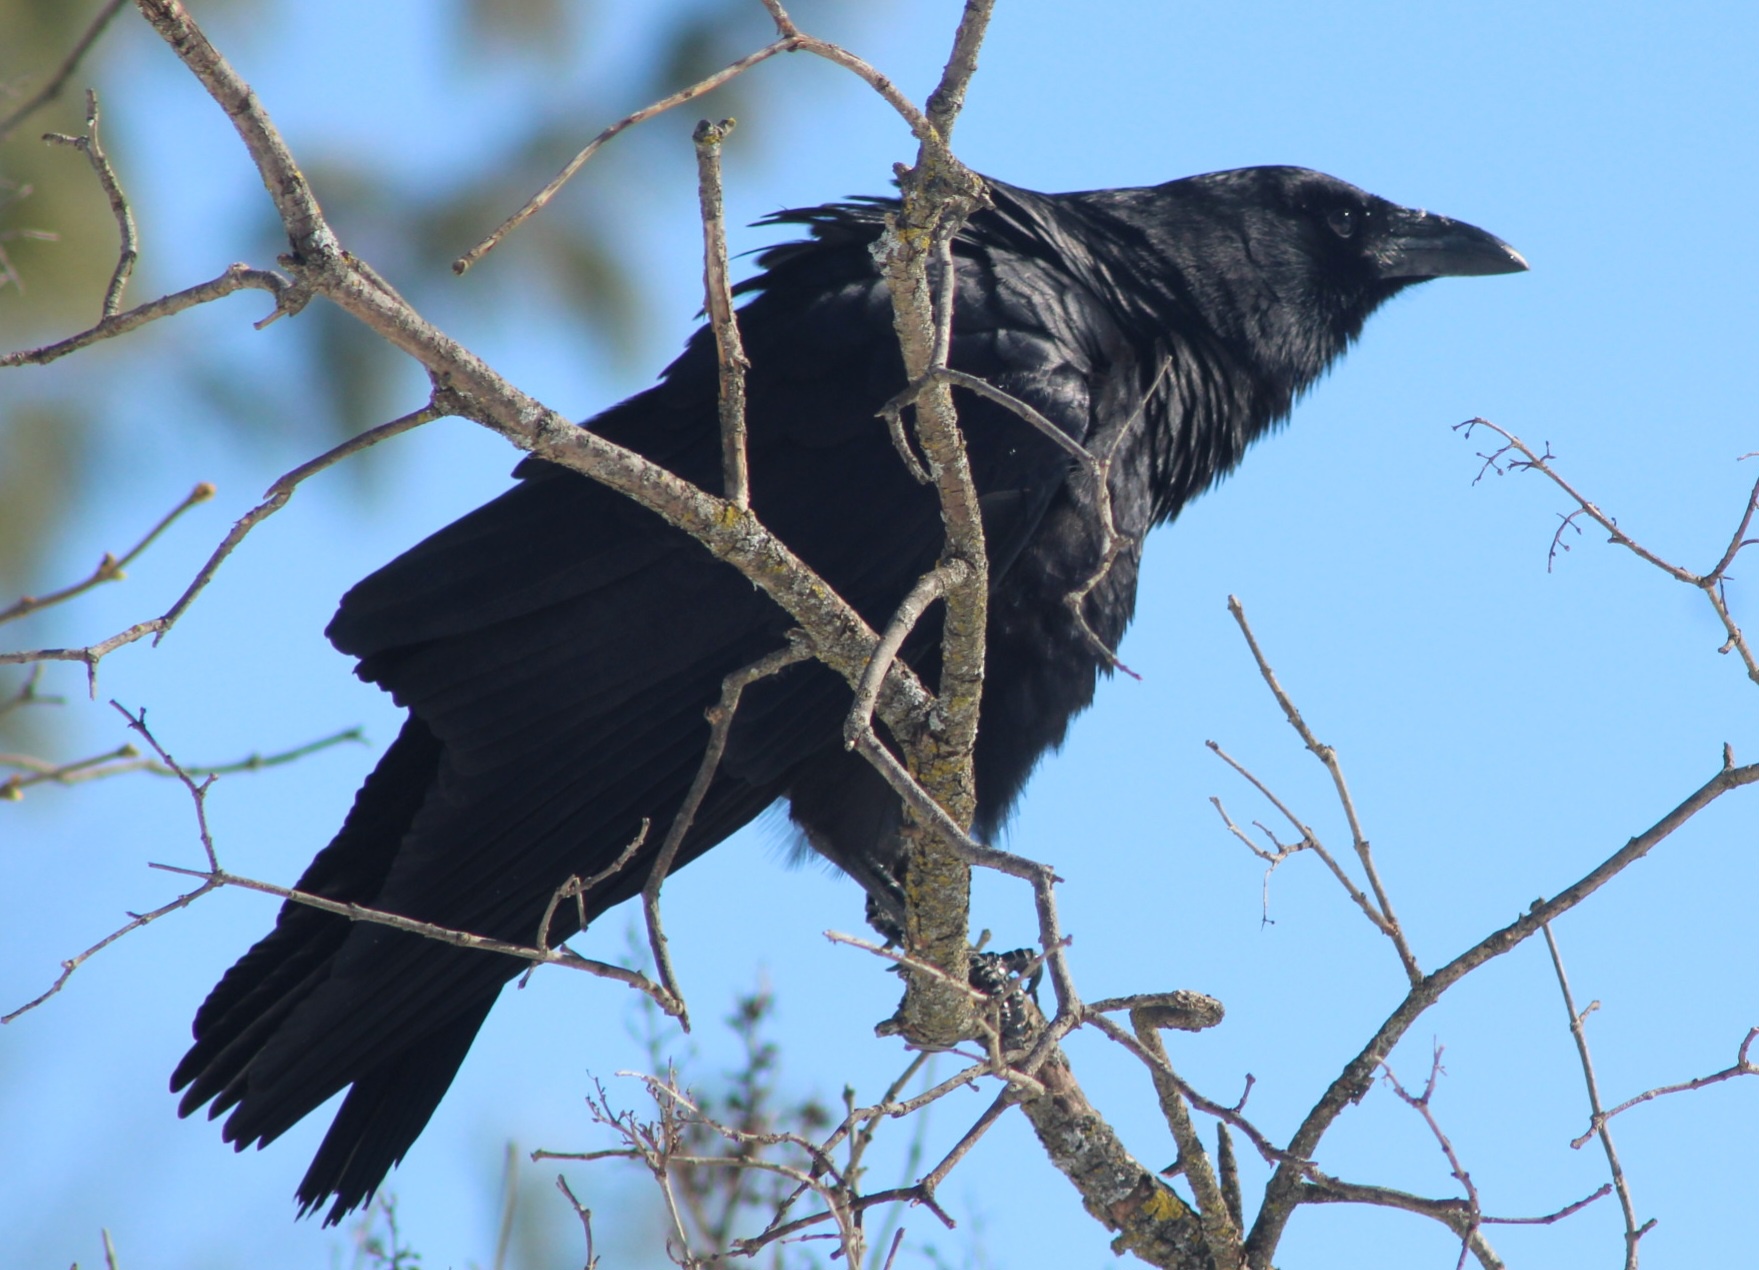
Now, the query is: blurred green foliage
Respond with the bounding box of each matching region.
[0,0,865,589]
[0,0,871,740]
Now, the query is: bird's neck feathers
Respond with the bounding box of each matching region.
[1008,181,1411,520]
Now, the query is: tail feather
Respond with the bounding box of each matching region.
[294,993,496,1225]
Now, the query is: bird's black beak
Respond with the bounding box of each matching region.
[1374,207,1528,279]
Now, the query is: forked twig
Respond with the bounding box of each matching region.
[1542,922,1652,1269]
[1458,418,1759,686]
[0,482,214,627]
[0,397,450,691]
[1222,596,1422,983]
[42,90,136,316]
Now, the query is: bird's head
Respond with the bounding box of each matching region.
[1109,165,1527,393]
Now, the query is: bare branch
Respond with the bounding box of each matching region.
[921,0,996,143]
[1132,1011,1241,1265]
[844,561,965,749]
[642,641,811,1028]
[0,0,129,145]
[2,868,220,1023]
[0,262,289,366]
[41,89,137,315]
[1380,1049,1481,1270]
[1084,1009,1287,1172]
[692,117,751,510]
[553,1175,600,1270]
[1224,596,1421,983]
[1295,1177,1506,1270]
[4,703,679,1023]
[0,482,214,627]
[0,724,363,801]
[0,398,447,691]
[756,2,939,148]
[1247,752,1759,1263]
[0,665,59,722]
[1457,418,1759,686]
[454,40,795,274]
[1574,1027,1759,1147]
[1207,743,1398,945]
[1542,923,1650,1268]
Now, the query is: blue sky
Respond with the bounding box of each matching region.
[4,1,1756,1267]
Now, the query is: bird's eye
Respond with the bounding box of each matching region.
[1326,207,1357,239]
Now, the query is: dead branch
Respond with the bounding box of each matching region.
[1,261,290,367]
[41,89,137,316]
[642,640,812,1028]
[1457,418,1759,686]
[1379,1048,1481,1270]
[1542,922,1651,1269]
[1245,751,1758,1265]
[1573,1027,1759,1148]
[1132,1012,1241,1265]
[4,704,678,1025]
[690,117,751,510]
[1224,595,1421,983]
[0,397,448,693]
[0,724,362,801]
[0,482,213,627]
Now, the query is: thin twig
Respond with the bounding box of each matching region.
[1542,922,1650,1268]
[642,641,810,1028]
[0,399,447,691]
[0,725,363,801]
[42,90,137,316]
[1380,1049,1480,1270]
[454,40,796,275]
[1294,1177,1506,1270]
[1207,745,1397,944]
[0,665,58,722]
[0,482,214,626]
[1573,1027,1759,1147]
[1225,596,1422,984]
[1481,1184,1613,1225]
[1458,418,1759,686]
[553,1175,599,1270]
[916,1085,1012,1198]
[1247,753,1759,1263]
[0,0,129,145]
[4,704,681,1023]
[1,261,289,367]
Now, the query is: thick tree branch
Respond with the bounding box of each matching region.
[692,117,751,510]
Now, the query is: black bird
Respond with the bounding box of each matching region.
[171,166,1525,1221]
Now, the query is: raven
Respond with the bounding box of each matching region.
[172,166,1524,1221]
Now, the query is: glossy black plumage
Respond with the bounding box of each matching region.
[171,166,1524,1222]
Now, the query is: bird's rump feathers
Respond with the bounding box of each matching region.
[170,167,1524,1222]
